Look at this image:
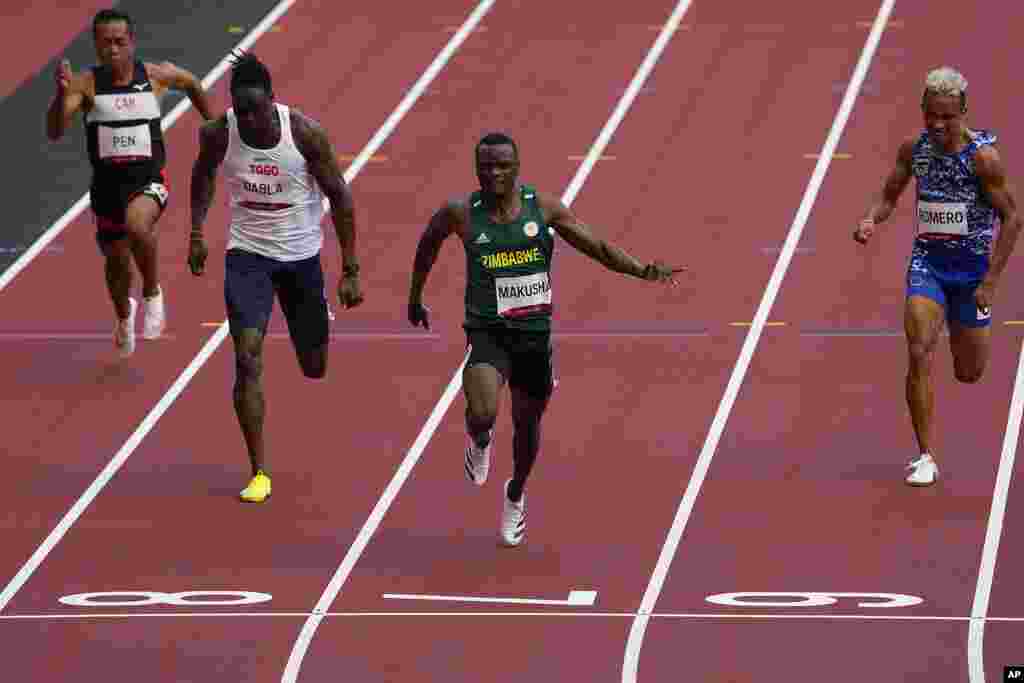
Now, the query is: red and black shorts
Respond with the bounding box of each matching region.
[90,172,169,246]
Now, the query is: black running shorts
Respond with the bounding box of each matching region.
[91,172,169,246]
[465,326,555,400]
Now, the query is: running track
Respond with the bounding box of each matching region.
[2,1,1024,680]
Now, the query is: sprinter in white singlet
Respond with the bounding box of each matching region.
[188,52,363,503]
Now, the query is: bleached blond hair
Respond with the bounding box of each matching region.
[923,66,968,111]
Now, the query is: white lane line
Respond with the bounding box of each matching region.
[280,354,468,681]
[0,0,476,614]
[620,2,896,681]
[280,1,693,679]
[5,611,1024,621]
[381,590,598,606]
[0,0,297,294]
[968,337,1024,682]
[0,324,227,612]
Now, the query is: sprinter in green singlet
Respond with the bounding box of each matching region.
[407,132,683,546]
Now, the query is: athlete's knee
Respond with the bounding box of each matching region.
[466,404,497,429]
[104,252,130,276]
[103,246,132,279]
[465,398,498,431]
[301,364,326,380]
[907,340,936,369]
[298,349,327,379]
[954,362,985,384]
[511,391,549,427]
[234,349,263,384]
[464,378,499,425]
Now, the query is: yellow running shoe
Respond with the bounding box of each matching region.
[240,470,271,503]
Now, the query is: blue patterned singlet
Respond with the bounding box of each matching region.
[909,128,997,264]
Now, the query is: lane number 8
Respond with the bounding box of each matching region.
[58,591,273,607]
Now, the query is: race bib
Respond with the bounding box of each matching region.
[496,272,552,318]
[917,200,968,236]
[98,123,152,162]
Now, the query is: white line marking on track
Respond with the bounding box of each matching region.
[281,355,469,680]
[0,0,298,294]
[279,1,496,677]
[381,590,598,606]
[280,1,693,679]
[0,0,466,616]
[0,324,230,612]
[620,1,896,680]
[968,337,1024,682]
[5,611,1024,621]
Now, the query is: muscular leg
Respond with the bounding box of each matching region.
[98,237,134,319]
[949,324,990,383]
[124,194,163,298]
[507,386,550,502]
[464,363,504,449]
[276,256,330,380]
[904,295,947,457]
[295,343,328,379]
[231,328,267,476]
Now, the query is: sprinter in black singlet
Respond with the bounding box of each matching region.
[408,132,684,546]
[46,9,214,357]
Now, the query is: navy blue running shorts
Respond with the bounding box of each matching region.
[225,248,330,351]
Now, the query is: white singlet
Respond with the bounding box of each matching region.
[224,103,325,261]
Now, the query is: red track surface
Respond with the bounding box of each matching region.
[0,1,111,100]
[4,1,1024,681]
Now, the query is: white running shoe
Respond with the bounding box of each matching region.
[464,429,492,486]
[114,297,137,357]
[500,479,526,547]
[142,285,166,339]
[905,454,939,486]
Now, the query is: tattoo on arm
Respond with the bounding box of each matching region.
[542,194,647,277]
[295,112,358,269]
[190,119,227,235]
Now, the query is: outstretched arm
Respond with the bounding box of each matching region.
[408,201,463,328]
[188,117,228,275]
[538,192,682,283]
[46,60,87,141]
[855,138,914,243]
[147,61,215,121]
[975,145,1023,311]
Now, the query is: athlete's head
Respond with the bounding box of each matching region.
[921,66,969,150]
[92,9,135,71]
[476,132,519,198]
[229,52,276,137]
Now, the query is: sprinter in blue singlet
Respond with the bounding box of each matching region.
[854,66,1023,486]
